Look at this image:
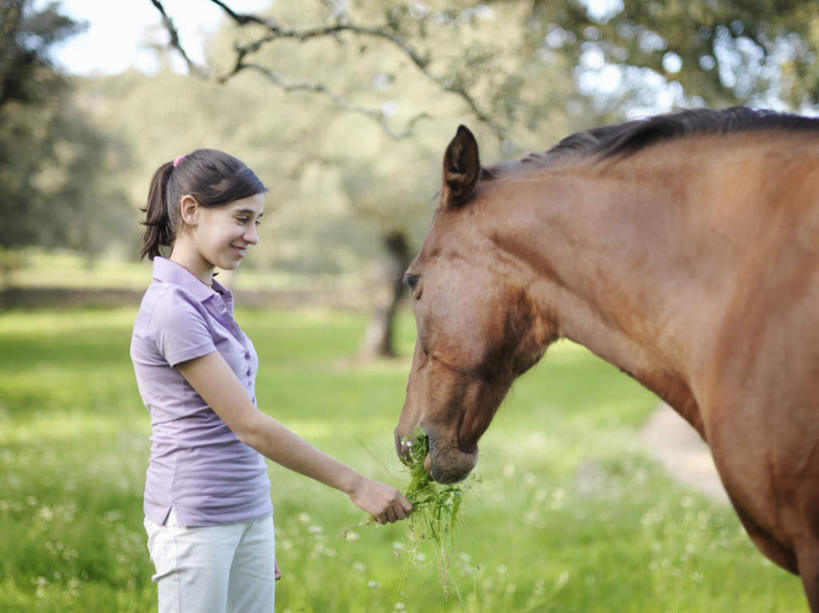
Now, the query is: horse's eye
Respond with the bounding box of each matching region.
[403,273,420,292]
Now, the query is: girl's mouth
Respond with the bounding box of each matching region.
[231,245,247,259]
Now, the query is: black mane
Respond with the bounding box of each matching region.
[588,106,819,159]
[483,107,819,180]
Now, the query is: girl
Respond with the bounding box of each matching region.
[130,149,412,613]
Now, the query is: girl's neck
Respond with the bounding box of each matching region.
[169,242,214,286]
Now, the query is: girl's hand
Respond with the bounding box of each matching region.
[348,477,413,524]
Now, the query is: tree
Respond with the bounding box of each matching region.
[0,0,79,109]
[31,96,134,265]
[518,0,819,114]
[1,0,80,249]
[0,0,131,267]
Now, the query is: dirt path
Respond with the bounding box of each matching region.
[639,403,729,504]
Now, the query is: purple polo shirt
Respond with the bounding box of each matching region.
[130,257,273,527]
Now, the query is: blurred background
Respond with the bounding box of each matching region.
[2,1,818,611]
[5,0,819,342]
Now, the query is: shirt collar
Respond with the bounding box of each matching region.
[152,257,230,302]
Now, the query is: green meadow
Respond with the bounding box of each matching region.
[0,306,807,612]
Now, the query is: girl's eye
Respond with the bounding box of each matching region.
[236,217,249,224]
[254,219,262,227]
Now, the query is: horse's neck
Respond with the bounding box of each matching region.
[495,155,733,432]
[496,135,819,436]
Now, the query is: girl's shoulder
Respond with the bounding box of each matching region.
[136,281,211,336]
[132,281,218,366]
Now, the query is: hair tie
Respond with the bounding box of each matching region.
[173,154,187,168]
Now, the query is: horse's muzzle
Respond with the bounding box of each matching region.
[427,439,478,484]
[394,426,478,483]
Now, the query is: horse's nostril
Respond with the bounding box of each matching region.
[398,438,414,466]
[396,432,429,468]
[395,433,416,466]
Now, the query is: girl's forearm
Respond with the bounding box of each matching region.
[242,413,363,495]
[178,352,411,522]
[178,352,363,494]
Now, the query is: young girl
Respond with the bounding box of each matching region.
[130,149,412,613]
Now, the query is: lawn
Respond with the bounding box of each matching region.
[0,306,807,612]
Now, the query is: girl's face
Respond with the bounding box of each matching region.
[181,193,265,275]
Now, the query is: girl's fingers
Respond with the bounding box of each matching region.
[373,507,400,524]
[356,482,412,522]
[400,496,413,514]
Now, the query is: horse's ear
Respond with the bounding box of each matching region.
[441,125,480,209]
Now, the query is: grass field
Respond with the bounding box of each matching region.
[0,306,807,612]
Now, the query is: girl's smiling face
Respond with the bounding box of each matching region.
[173,192,265,282]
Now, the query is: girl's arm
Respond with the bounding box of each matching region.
[178,351,412,523]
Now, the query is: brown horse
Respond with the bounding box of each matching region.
[394,107,819,609]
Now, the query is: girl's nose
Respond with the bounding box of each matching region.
[244,224,259,244]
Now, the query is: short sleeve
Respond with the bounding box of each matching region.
[149,287,217,367]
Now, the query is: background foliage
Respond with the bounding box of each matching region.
[1,0,812,274]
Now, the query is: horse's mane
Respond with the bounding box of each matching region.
[482,107,819,180]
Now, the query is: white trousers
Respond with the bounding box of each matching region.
[144,509,276,613]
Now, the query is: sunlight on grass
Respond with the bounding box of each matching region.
[0,307,137,335]
[2,410,147,444]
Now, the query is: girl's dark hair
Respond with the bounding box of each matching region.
[140,149,268,260]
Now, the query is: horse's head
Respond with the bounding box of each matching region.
[395,126,556,483]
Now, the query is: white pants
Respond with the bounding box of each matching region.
[144,509,276,613]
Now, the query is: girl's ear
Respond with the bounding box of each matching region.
[179,195,199,226]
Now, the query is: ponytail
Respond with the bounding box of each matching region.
[140,162,175,260]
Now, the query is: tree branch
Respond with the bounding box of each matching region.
[148,0,506,140]
[232,61,431,140]
[148,0,206,76]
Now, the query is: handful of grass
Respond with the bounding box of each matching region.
[402,433,469,583]
[342,433,471,588]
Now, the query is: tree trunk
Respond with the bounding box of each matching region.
[358,231,412,360]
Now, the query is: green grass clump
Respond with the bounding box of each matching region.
[402,433,471,587]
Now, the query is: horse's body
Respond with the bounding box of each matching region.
[394,108,819,609]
